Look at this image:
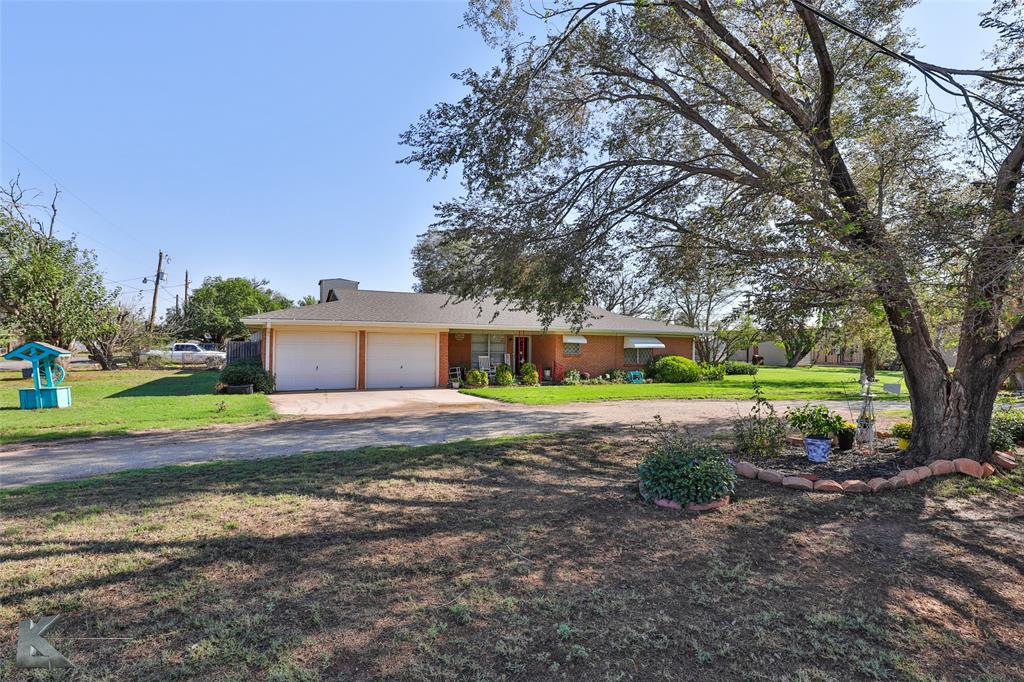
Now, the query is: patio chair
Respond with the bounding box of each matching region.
[627,370,645,384]
[478,356,496,382]
[448,366,463,384]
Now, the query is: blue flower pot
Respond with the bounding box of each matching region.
[804,436,831,463]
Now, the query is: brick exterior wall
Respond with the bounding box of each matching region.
[524,333,695,382]
[660,336,693,360]
[438,332,449,386]
[448,333,472,368]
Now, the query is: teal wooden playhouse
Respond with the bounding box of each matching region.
[3,341,73,409]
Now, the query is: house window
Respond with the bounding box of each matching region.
[624,347,653,365]
[563,342,582,356]
[471,334,507,368]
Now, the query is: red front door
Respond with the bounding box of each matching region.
[513,336,530,373]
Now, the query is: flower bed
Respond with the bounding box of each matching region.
[734,448,1019,495]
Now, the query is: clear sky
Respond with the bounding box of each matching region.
[0,0,998,315]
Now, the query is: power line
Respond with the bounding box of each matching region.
[3,139,136,244]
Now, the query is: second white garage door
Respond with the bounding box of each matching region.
[275,330,357,391]
[366,333,437,389]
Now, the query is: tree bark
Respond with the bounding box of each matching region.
[903,361,1003,464]
[861,344,877,381]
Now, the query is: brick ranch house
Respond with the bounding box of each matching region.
[240,278,703,392]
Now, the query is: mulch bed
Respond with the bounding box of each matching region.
[743,438,912,481]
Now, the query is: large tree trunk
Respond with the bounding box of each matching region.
[898,332,1004,464]
[861,344,877,381]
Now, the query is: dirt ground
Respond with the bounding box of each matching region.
[1,429,1022,681]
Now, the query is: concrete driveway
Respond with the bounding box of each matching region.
[0,398,902,489]
[270,388,494,417]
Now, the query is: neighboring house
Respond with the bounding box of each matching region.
[729,341,812,367]
[241,278,702,391]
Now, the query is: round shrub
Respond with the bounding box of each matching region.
[219,359,275,393]
[652,355,700,383]
[465,369,489,387]
[724,361,758,376]
[637,442,736,506]
[519,361,539,385]
[495,364,514,386]
[890,422,913,440]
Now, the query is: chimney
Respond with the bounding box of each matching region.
[318,278,360,303]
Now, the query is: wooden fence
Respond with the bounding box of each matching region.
[226,340,261,364]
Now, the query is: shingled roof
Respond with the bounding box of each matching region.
[242,289,702,335]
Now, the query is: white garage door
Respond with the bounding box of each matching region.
[366,333,437,389]
[275,330,357,391]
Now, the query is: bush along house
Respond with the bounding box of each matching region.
[240,278,703,391]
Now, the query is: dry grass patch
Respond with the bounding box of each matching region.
[1,432,1022,680]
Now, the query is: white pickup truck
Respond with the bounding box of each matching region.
[147,342,227,364]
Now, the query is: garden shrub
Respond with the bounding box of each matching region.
[219,359,275,393]
[698,362,725,381]
[636,418,736,506]
[465,369,489,387]
[890,422,913,440]
[607,368,630,383]
[991,408,1024,446]
[495,364,515,386]
[732,382,786,457]
[561,368,582,385]
[990,421,1016,452]
[724,361,758,376]
[652,355,700,383]
[519,362,539,385]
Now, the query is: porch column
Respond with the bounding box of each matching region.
[438,331,449,387]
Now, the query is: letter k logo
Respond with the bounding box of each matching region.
[16,615,72,670]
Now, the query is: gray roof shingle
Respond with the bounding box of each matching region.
[242,289,702,335]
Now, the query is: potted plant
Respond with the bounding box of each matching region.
[785,404,846,463]
[891,422,913,450]
[837,421,857,451]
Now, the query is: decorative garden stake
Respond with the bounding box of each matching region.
[856,375,876,452]
[3,342,73,409]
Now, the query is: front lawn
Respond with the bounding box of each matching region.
[462,365,908,405]
[1,432,1021,680]
[0,369,276,444]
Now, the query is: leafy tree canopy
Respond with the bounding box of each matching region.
[402,0,1023,463]
[168,277,291,343]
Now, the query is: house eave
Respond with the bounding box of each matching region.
[240,317,706,336]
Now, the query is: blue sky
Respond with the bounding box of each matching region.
[0,0,997,314]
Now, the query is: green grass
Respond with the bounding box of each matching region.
[0,369,276,444]
[462,365,908,405]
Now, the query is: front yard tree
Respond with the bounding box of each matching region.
[174,276,291,343]
[0,206,114,348]
[83,303,151,370]
[402,0,1023,464]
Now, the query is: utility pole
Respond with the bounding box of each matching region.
[183,270,190,308]
[147,250,164,330]
[175,294,180,315]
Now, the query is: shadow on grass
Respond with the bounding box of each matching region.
[2,432,1024,675]
[1,431,1022,680]
[106,370,218,398]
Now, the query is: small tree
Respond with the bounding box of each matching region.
[82,303,151,370]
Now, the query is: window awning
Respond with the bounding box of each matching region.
[624,337,665,349]
[563,335,588,344]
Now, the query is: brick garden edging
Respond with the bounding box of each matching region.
[734,450,1019,494]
